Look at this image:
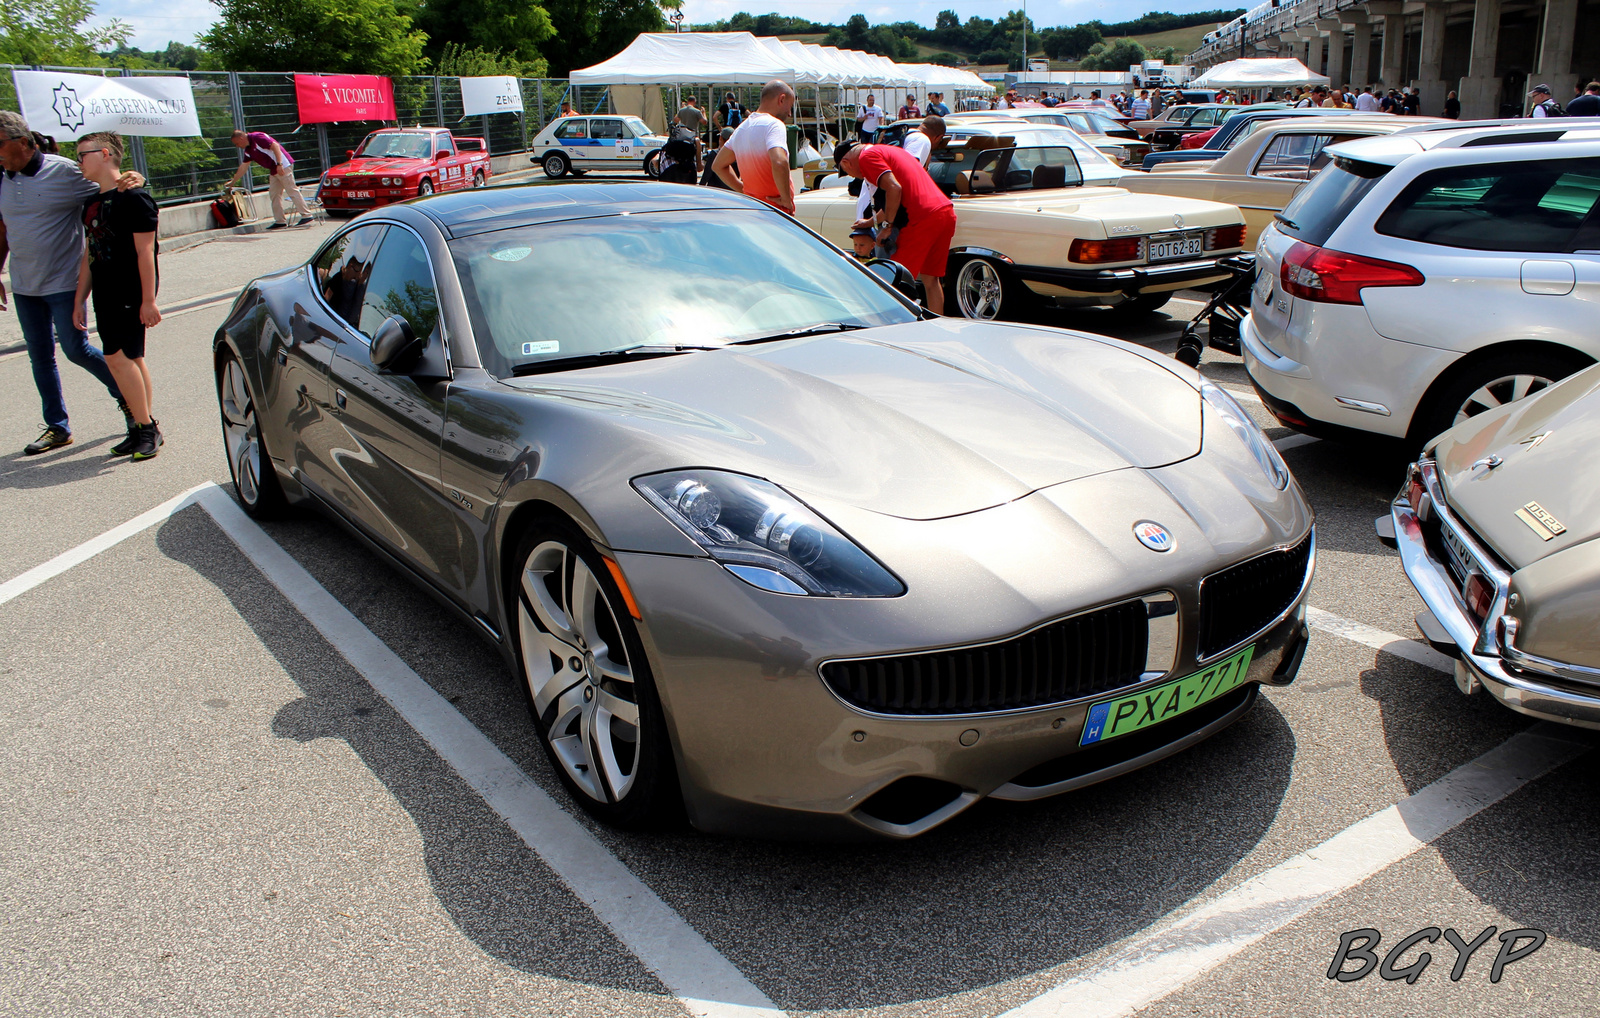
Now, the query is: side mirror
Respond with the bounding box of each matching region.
[371,315,425,373]
[864,257,924,303]
[435,150,450,161]
[346,150,356,160]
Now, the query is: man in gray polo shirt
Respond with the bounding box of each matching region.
[1,111,142,454]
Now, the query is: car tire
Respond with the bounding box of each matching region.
[1110,292,1173,316]
[417,177,434,197]
[949,256,1032,321]
[510,521,682,830]
[643,150,662,178]
[471,170,486,188]
[216,347,288,519]
[1412,348,1590,445]
[543,152,570,178]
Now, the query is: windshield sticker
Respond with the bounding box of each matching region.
[492,247,533,262]
[522,341,560,356]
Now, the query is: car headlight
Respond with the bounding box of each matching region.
[1201,382,1289,490]
[321,174,331,186]
[633,470,904,597]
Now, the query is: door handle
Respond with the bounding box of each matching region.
[335,389,347,410]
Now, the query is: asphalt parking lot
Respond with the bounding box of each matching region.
[3,212,1596,1018]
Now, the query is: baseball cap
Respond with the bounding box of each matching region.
[832,140,856,166]
[849,225,875,238]
[1530,83,1552,95]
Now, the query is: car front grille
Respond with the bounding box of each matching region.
[1197,533,1313,659]
[821,599,1149,716]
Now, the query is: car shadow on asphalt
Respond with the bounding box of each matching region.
[153,506,668,997]
[1358,660,1600,952]
[158,493,1297,1010]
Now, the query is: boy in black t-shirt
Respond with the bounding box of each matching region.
[71,132,162,459]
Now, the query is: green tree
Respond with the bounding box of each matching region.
[1042,24,1101,60]
[928,51,962,66]
[1079,37,1146,72]
[1,0,128,65]
[432,42,547,78]
[409,0,553,70]
[201,0,428,75]
[933,9,960,40]
[538,0,678,77]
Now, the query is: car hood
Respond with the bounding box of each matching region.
[503,319,1201,520]
[330,157,425,177]
[1434,363,1600,567]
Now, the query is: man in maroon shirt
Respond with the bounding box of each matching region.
[834,141,957,315]
[225,129,313,228]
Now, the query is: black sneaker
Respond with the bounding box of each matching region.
[267,222,288,230]
[129,422,162,461]
[24,425,73,455]
[110,421,139,456]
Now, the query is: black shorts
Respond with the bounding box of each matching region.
[93,299,146,359]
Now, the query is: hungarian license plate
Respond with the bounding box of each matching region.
[351,190,372,199]
[1148,232,1204,263]
[1080,645,1256,746]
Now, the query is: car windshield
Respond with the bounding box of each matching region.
[934,145,1084,194]
[625,118,653,138]
[355,133,434,159]
[451,208,918,378]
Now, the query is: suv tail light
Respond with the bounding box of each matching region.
[1071,237,1142,264]
[1206,224,1246,250]
[1280,241,1423,304]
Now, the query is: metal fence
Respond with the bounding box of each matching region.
[1,66,597,207]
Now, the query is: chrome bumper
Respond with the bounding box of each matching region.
[1388,462,1600,731]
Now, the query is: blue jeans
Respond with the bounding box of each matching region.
[15,290,123,433]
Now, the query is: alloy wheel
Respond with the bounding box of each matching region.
[517,540,641,803]
[955,259,1004,320]
[219,358,262,506]
[1453,373,1556,426]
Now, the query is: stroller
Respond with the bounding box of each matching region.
[1173,253,1255,367]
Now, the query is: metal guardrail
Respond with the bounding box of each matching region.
[0,67,583,206]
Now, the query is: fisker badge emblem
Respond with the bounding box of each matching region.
[1133,521,1174,552]
[1173,213,1184,228]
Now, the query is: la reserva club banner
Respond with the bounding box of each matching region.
[294,74,397,124]
[459,76,524,116]
[13,70,201,139]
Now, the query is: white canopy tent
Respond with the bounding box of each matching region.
[1190,57,1329,89]
[570,33,800,86]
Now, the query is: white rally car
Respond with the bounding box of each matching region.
[530,114,671,179]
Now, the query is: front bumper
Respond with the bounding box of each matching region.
[1388,461,1600,730]
[1013,255,1235,298]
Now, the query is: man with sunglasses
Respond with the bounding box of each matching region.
[0,111,143,455]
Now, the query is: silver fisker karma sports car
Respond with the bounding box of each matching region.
[214,182,1315,839]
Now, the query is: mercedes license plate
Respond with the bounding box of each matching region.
[1148,232,1204,263]
[1080,645,1255,746]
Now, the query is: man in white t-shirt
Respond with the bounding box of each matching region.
[856,95,884,142]
[712,80,796,213]
[900,115,943,167]
[1354,86,1380,112]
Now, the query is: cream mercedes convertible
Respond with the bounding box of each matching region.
[792,125,1249,321]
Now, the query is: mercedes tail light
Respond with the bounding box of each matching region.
[1206,224,1246,250]
[1280,241,1424,305]
[1070,237,1143,264]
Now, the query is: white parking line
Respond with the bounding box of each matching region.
[1002,721,1590,1018]
[1272,432,1320,451]
[1222,387,1263,406]
[1306,606,1455,674]
[192,487,783,1018]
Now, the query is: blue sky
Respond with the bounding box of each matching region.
[92,0,1234,51]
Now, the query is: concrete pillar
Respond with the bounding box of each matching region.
[1365,2,1407,89]
[1343,13,1374,88]
[1417,1,1450,117]
[1535,0,1580,107]
[1319,19,1347,92]
[1297,26,1323,74]
[1459,0,1503,119]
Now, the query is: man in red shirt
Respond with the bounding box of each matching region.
[834,141,957,315]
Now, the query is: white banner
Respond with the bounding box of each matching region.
[13,70,202,139]
[459,76,524,116]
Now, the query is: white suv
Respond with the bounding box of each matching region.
[1241,121,1600,446]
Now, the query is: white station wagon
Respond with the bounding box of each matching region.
[530,115,670,179]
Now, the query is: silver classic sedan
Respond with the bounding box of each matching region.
[214,182,1315,839]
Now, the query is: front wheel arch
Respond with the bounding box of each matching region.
[1408,340,1594,446]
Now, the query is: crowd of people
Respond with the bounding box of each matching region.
[1,111,164,460]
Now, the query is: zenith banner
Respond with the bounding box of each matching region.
[459,76,524,116]
[12,70,201,139]
[294,74,396,124]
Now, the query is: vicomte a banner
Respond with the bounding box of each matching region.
[13,70,202,139]
[459,77,524,116]
[293,74,397,124]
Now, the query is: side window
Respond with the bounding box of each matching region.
[358,228,440,342]
[314,225,386,326]
[591,119,624,140]
[435,135,454,158]
[1254,133,1339,179]
[554,119,587,140]
[1376,158,1600,253]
